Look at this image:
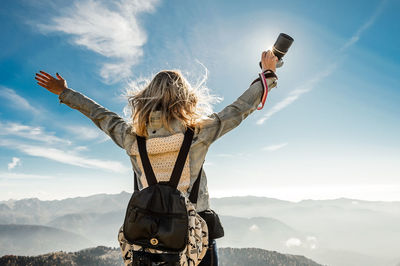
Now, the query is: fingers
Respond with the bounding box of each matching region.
[39,70,54,79]
[262,50,278,62]
[262,50,276,58]
[35,76,48,84]
[56,72,64,80]
[261,51,277,61]
[36,72,50,79]
[261,51,265,60]
[35,71,51,89]
[35,75,52,86]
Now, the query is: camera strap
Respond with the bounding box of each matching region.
[257,71,270,110]
[251,70,277,110]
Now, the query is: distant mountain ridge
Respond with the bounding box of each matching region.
[1,192,400,266]
[0,246,324,266]
[0,224,93,256]
[219,247,324,266]
[0,192,130,224]
[0,246,122,266]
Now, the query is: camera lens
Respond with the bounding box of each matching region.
[273,33,294,60]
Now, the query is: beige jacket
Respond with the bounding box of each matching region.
[58,76,277,211]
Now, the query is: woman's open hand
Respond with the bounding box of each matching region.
[35,71,68,95]
[261,50,278,73]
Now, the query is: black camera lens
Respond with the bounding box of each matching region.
[259,33,294,69]
[273,33,294,60]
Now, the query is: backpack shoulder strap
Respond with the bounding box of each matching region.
[168,127,194,189]
[189,163,203,203]
[136,135,158,186]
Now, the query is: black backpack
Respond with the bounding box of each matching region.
[122,128,209,265]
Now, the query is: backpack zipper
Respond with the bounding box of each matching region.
[130,206,188,219]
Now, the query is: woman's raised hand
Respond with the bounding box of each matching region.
[261,50,278,73]
[35,71,68,95]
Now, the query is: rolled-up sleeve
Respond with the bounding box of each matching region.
[197,77,277,146]
[58,87,134,150]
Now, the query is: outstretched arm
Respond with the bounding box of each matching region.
[197,50,278,145]
[35,71,134,150]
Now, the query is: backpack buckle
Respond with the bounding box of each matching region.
[150,237,159,245]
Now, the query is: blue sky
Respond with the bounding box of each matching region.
[0,0,399,201]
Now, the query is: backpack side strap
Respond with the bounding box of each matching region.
[133,172,139,192]
[169,127,194,189]
[189,164,203,204]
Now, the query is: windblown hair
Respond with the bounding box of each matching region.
[126,70,217,137]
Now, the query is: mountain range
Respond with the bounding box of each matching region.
[0,246,324,266]
[1,192,400,266]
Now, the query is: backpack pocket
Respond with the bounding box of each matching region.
[123,206,188,252]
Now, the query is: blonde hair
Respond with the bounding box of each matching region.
[126,69,218,137]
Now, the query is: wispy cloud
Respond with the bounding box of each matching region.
[0,172,53,180]
[0,87,40,114]
[285,236,318,249]
[7,157,21,170]
[340,1,387,52]
[257,0,387,125]
[306,236,318,250]
[203,161,214,166]
[37,0,159,83]
[215,152,250,158]
[285,237,302,248]
[0,139,129,173]
[63,124,109,142]
[249,224,259,232]
[0,121,71,145]
[262,142,288,151]
[21,145,128,173]
[0,120,128,173]
[215,153,235,158]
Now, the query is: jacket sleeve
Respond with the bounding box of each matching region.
[197,77,277,146]
[58,87,134,150]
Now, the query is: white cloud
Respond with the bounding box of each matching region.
[249,224,259,232]
[340,0,387,51]
[285,237,302,248]
[20,145,128,173]
[257,0,387,125]
[0,87,40,114]
[262,142,288,152]
[203,161,214,166]
[215,152,248,158]
[0,172,53,180]
[306,236,318,250]
[37,0,159,83]
[306,236,317,241]
[0,121,71,145]
[0,124,129,173]
[64,125,102,141]
[0,139,128,173]
[7,157,21,170]
[0,119,128,173]
[216,153,234,158]
[73,146,89,152]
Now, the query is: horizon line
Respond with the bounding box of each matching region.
[2,190,400,204]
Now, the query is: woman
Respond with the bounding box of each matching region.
[35,50,278,265]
